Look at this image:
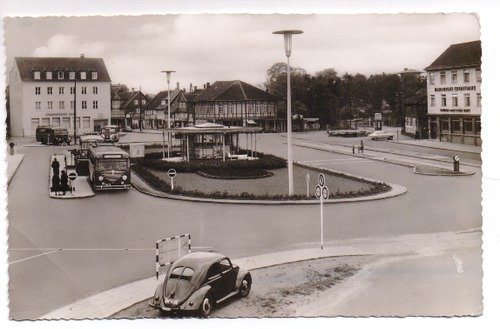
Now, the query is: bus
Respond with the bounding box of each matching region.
[100,125,120,143]
[74,134,105,176]
[88,145,131,190]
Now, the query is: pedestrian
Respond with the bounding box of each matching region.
[51,172,60,195]
[60,170,69,195]
[360,140,364,153]
[51,156,60,176]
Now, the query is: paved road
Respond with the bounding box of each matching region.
[7,133,482,319]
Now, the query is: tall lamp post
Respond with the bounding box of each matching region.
[273,29,303,196]
[161,70,175,159]
[73,76,77,143]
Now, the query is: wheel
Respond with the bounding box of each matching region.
[199,295,214,317]
[388,136,394,140]
[238,276,252,297]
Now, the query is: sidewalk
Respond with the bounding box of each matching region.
[49,154,94,199]
[39,229,481,319]
[390,138,481,155]
[7,153,25,185]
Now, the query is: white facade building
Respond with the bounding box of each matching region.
[9,56,112,137]
[425,41,481,145]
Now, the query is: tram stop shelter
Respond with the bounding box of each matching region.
[166,123,262,162]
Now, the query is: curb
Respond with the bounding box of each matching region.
[131,172,407,206]
[48,154,95,199]
[389,140,481,155]
[7,154,25,185]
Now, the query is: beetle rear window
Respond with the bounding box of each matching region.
[170,266,195,281]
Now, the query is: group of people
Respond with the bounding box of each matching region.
[352,140,364,154]
[51,156,70,195]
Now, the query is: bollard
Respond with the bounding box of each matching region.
[9,142,15,155]
[352,145,355,154]
[453,155,460,172]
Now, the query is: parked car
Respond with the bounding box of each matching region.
[150,252,252,317]
[368,130,395,141]
[37,126,71,145]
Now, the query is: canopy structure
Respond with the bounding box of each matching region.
[166,123,263,162]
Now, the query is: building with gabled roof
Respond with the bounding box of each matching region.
[8,55,112,137]
[143,88,189,129]
[193,80,284,132]
[425,41,482,145]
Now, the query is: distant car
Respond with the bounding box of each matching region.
[37,126,71,145]
[100,125,120,142]
[150,252,252,317]
[368,130,395,141]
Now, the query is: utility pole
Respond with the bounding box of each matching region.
[73,77,77,143]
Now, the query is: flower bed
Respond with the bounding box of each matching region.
[197,168,274,180]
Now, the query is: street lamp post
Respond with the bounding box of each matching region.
[273,29,303,196]
[73,78,77,143]
[161,70,175,159]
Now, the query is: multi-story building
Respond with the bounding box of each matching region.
[120,90,150,129]
[8,56,112,137]
[193,80,285,132]
[110,84,131,127]
[425,41,482,145]
[143,87,189,129]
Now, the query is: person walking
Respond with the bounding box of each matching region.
[60,170,69,195]
[51,172,60,195]
[360,140,364,153]
[51,156,60,176]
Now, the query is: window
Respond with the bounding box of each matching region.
[41,118,50,126]
[452,120,461,132]
[452,94,458,107]
[75,117,81,129]
[476,69,482,82]
[80,71,87,79]
[58,71,64,80]
[475,119,481,133]
[161,99,167,106]
[134,99,139,105]
[69,71,75,80]
[82,87,87,94]
[34,71,41,80]
[47,87,53,94]
[463,69,470,83]
[35,101,41,110]
[142,99,146,105]
[70,101,75,109]
[463,119,473,133]
[46,71,52,80]
[59,86,64,94]
[451,70,457,84]
[83,117,91,128]
[441,94,447,106]
[429,73,435,85]
[206,264,220,281]
[93,100,99,109]
[31,118,40,131]
[52,117,60,126]
[93,86,98,94]
[70,86,75,94]
[477,93,482,107]
[220,259,232,272]
[47,101,53,110]
[59,101,65,110]
[440,71,446,84]
[464,93,471,107]
[430,95,435,107]
[92,72,98,80]
[62,117,70,128]
[35,87,41,95]
[440,120,449,131]
[82,101,87,109]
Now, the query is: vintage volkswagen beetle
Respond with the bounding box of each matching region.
[150,252,252,317]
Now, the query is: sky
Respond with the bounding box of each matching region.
[4,14,480,94]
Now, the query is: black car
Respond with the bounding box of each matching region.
[38,126,71,145]
[150,252,252,317]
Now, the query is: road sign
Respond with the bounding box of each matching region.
[374,112,382,121]
[68,172,77,181]
[322,186,330,200]
[315,185,322,198]
[318,173,325,186]
[315,173,329,250]
[167,169,177,178]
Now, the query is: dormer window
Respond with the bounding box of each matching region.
[69,71,75,80]
[80,71,87,79]
[34,71,41,80]
[46,71,53,80]
[58,71,64,80]
[92,72,98,80]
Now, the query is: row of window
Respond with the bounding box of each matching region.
[35,86,99,95]
[429,69,481,85]
[430,93,482,107]
[197,103,277,118]
[31,116,92,130]
[440,119,481,133]
[35,100,100,110]
[33,71,98,80]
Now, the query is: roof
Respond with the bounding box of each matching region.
[143,89,183,113]
[89,145,129,157]
[172,252,224,272]
[121,91,151,110]
[15,57,111,82]
[194,80,280,102]
[166,124,262,134]
[425,41,481,71]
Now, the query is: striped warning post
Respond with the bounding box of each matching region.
[155,233,191,279]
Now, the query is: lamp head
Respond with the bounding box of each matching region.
[161,70,176,84]
[273,30,303,57]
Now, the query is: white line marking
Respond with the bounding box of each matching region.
[452,255,464,274]
[9,250,59,265]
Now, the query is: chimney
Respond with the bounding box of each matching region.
[176,82,180,90]
[189,83,193,92]
[80,54,85,58]
[203,83,206,89]
[194,86,197,91]
[206,82,211,89]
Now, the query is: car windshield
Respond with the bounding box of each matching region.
[170,266,195,281]
[102,128,117,134]
[97,160,128,171]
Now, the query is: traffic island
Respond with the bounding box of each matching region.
[413,165,475,176]
[48,154,95,199]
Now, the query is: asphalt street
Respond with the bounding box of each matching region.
[7,133,482,319]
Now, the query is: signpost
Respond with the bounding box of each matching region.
[167,168,177,191]
[315,173,329,250]
[68,172,77,195]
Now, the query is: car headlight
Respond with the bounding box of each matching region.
[122,175,127,180]
[98,176,104,181]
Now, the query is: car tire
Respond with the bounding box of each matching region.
[199,295,214,318]
[238,276,252,298]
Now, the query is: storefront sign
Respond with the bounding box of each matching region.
[434,86,476,92]
[46,112,70,116]
[440,108,471,113]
